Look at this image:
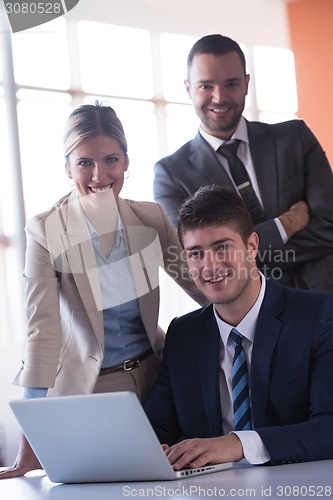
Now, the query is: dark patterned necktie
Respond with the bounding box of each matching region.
[218,140,266,224]
[229,328,252,431]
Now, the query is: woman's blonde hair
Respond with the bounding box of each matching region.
[63,101,128,159]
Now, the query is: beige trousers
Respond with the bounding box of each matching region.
[93,352,160,403]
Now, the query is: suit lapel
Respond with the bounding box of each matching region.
[250,279,285,427]
[189,133,235,189]
[247,121,279,218]
[197,307,224,436]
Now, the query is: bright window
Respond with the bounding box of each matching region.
[11,17,70,89]
[78,22,154,99]
[17,90,72,218]
[159,33,197,103]
[253,46,298,119]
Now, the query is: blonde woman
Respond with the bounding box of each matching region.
[0,102,206,479]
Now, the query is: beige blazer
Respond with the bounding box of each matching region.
[13,191,205,396]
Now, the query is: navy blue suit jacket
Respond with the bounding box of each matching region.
[144,279,333,464]
[153,119,333,290]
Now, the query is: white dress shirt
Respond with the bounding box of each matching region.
[214,272,271,464]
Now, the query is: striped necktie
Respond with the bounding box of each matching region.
[218,140,266,225]
[229,328,252,431]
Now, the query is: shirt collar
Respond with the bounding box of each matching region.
[214,271,266,346]
[86,214,124,248]
[199,115,249,151]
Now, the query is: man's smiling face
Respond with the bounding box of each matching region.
[183,224,260,321]
[185,51,249,140]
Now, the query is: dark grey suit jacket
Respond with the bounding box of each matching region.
[153,119,333,290]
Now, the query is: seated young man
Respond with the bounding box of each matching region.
[145,185,333,469]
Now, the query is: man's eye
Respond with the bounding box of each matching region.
[226,82,240,89]
[188,251,201,259]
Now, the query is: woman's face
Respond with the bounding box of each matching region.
[66,134,129,201]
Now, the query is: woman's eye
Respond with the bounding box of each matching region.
[78,160,91,167]
[106,156,117,163]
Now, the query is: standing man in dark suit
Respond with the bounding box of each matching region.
[153,34,333,290]
[145,186,333,468]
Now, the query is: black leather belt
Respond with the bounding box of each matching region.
[99,348,153,375]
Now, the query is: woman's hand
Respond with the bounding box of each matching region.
[0,434,42,479]
[163,434,244,470]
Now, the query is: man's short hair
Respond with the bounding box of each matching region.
[177,185,255,246]
[187,34,247,78]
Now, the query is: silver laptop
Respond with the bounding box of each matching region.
[9,392,233,483]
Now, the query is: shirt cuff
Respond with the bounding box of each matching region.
[274,217,288,243]
[231,430,271,464]
[23,387,48,399]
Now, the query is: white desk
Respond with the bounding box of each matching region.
[1,460,332,500]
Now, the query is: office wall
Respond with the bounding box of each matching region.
[287,0,333,166]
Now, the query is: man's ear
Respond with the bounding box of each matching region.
[245,74,250,96]
[247,231,259,261]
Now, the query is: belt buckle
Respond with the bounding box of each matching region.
[122,358,140,371]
